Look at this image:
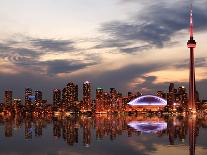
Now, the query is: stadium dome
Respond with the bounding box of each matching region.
[127,95,167,106]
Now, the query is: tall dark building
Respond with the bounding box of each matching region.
[75,84,78,102]
[96,88,104,113]
[62,87,67,104]
[66,82,78,102]
[62,82,78,110]
[169,83,174,92]
[4,90,12,106]
[82,81,92,111]
[53,89,61,106]
[110,88,118,111]
[35,90,42,106]
[13,98,21,112]
[187,6,196,112]
[25,88,32,107]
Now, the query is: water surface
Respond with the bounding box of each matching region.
[0,114,207,155]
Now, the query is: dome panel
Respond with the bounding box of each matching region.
[127,95,167,106]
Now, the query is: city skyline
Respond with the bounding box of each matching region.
[1,2,207,155]
[0,0,207,102]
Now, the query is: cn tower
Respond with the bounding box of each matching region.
[187,6,196,113]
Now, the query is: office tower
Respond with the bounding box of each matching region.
[13,98,21,112]
[66,82,78,102]
[4,90,12,106]
[187,6,197,112]
[96,88,104,113]
[62,82,78,110]
[53,89,61,106]
[25,88,32,107]
[110,88,118,111]
[62,87,67,104]
[169,83,174,93]
[82,81,92,111]
[75,84,78,101]
[35,90,42,107]
[157,91,166,99]
[13,99,21,106]
[103,92,111,112]
[167,83,175,109]
[177,86,188,109]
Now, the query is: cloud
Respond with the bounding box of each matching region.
[97,1,207,53]
[31,39,75,52]
[174,57,207,69]
[45,60,97,75]
[0,36,101,76]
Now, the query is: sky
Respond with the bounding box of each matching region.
[0,0,207,102]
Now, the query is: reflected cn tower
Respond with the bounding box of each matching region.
[187,6,196,113]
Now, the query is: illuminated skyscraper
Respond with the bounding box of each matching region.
[13,98,21,114]
[62,87,67,104]
[187,6,196,112]
[13,99,21,107]
[66,82,78,102]
[169,83,174,93]
[62,82,78,110]
[53,89,61,106]
[96,88,104,113]
[74,84,78,101]
[25,88,32,107]
[4,90,12,106]
[82,81,92,112]
[110,88,118,111]
[35,90,42,106]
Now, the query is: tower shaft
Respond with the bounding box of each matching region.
[189,48,196,111]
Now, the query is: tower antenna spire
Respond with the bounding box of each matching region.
[190,4,193,39]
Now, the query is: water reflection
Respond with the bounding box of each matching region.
[128,121,167,134]
[0,114,206,155]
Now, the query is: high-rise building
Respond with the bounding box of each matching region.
[62,82,78,110]
[75,84,79,102]
[82,81,92,112]
[4,90,12,106]
[110,88,118,112]
[25,88,32,107]
[13,99,21,107]
[66,82,78,102]
[96,88,104,113]
[13,98,21,113]
[62,87,67,104]
[35,90,42,107]
[187,6,197,112]
[53,89,61,106]
[157,91,166,99]
[177,86,188,109]
[169,83,174,93]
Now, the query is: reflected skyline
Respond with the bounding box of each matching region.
[0,114,206,155]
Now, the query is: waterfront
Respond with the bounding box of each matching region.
[0,114,207,155]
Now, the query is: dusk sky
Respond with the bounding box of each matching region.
[0,0,207,102]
